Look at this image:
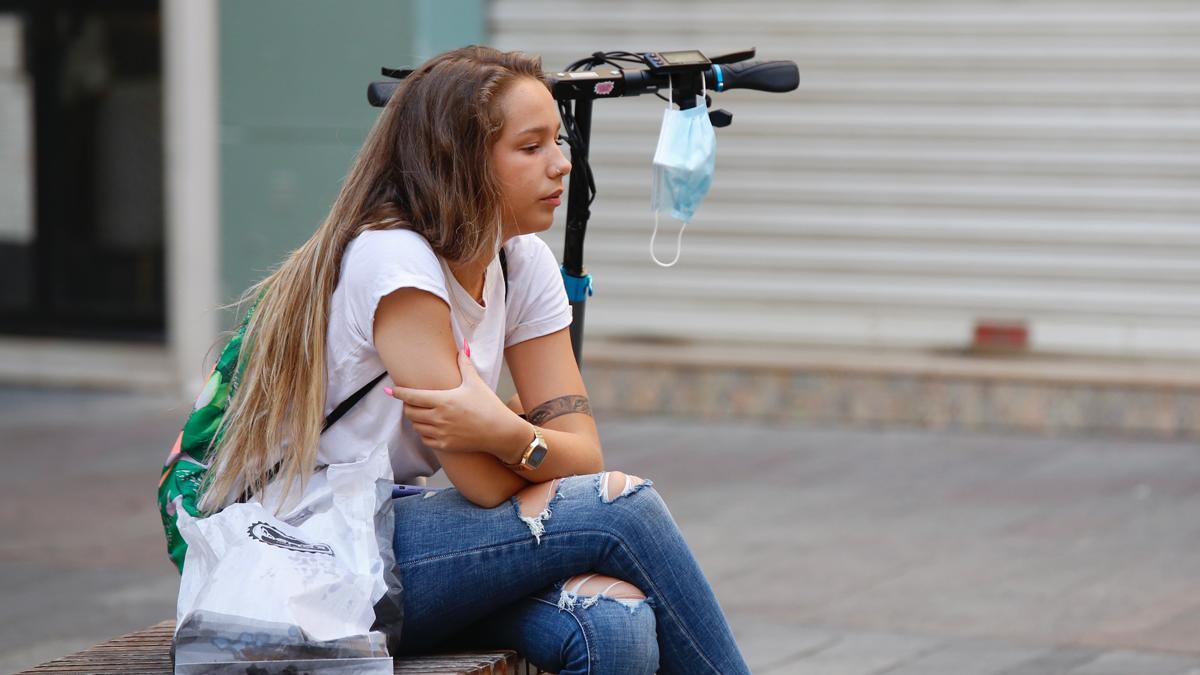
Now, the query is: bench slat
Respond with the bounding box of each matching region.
[17,620,534,675]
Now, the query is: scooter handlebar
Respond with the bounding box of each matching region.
[367,59,799,106]
[709,60,798,93]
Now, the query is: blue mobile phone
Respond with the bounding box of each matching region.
[391,484,440,499]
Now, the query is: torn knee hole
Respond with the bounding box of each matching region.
[558,573,648,612]
[600,470,647,502]
[564,574,647,600]
[513,479,560,545]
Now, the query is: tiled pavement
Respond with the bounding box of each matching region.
[2,386,1198,674]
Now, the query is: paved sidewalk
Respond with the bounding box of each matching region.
[1,386,1199,674]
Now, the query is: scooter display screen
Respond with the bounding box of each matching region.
[644,50,712,72]
[660,50,709,65]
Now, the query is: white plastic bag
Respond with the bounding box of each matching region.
[172,443,402,674]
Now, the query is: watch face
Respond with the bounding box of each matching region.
[526,444,549,468]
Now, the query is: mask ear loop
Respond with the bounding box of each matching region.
[650,212,687,267]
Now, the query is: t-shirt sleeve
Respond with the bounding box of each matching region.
[504,234,573,348]
[339,229,450,345]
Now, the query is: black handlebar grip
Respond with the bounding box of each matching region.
[368,81,401,106]
[713,60,799,93]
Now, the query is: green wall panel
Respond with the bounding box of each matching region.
[218,0,486,308]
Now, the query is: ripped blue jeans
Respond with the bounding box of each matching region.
[392,471,750,675]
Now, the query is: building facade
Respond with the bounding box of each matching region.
[2,1,1198,436]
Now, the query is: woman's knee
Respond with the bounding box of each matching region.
[587,470,673,535]
[510,470,670,547]
[551,576,659,675]
[514,470,653,512]
[559,573,646,606]
[597,470,650,503]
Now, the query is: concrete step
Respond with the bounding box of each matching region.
[580,339,1200,439]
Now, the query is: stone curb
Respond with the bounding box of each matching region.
[580,341,1200,439]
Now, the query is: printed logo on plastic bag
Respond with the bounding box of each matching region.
[247,521,335,557]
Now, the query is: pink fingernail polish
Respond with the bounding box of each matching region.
[464,339,471,357]
[384,387,394,396]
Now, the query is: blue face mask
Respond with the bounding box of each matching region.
[650,78,716,267]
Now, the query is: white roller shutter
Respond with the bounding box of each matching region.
[490,1,1200,359]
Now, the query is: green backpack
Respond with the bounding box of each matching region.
[157,250,510,571]
[156,302,256,572]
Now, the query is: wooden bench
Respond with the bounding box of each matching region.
[16,620,540,675]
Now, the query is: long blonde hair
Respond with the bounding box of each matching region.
[198,46,546,512]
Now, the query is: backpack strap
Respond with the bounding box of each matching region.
[322,246,511,433]
[499,247,509,301]
[241,376,380,500]
[322,371,388,432]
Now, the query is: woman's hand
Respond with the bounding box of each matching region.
[386,349,530,461]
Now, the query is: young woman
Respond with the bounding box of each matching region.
[198,45,750,675]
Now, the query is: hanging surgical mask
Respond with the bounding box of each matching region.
[650,76,716,267]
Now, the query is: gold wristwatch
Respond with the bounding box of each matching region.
[506,426,549,471]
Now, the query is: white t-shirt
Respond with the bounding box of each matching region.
[318,229,572,482]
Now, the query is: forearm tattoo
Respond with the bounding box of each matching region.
[526,395,593,426]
